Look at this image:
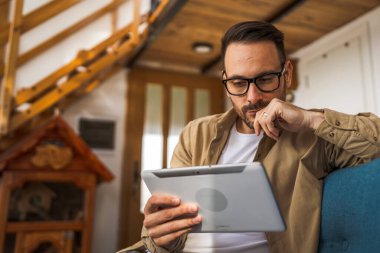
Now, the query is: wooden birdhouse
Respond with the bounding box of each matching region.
[0,115,114,253]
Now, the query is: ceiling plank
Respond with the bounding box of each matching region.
[267,0,306,23]
[137,0,380,76]
[0,0,82,47]
[201,0,307,74]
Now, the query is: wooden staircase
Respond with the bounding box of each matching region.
[0,0,169,146]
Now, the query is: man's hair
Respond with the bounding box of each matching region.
[221,21,286,66]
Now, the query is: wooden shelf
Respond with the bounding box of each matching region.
[6,221,84,233]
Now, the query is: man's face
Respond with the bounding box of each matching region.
[224,41,293,133]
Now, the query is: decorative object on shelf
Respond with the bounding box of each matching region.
[31,144,73,170]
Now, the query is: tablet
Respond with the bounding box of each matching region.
[141,162,286,233]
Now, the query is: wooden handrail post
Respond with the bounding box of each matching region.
[0,0,23,136]
[132,0,141,45]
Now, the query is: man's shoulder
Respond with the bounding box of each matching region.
[187,109,235,130]
[190,113,224,125]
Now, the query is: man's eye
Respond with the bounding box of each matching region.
[231,80,247,87]
[257,75,275,84]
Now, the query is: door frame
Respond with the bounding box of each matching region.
[118,67,225,247]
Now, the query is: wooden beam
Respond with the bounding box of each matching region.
[0,0,23,135]
[0,0,128,77]
[0,173,11,251]
[111,0,119,33]
[0,0,9,71]
[119,68,145,247]
[132,0,141,45]
[126,0,185,67]
[0,0,82,47]
[187,87,194,123]
[162,85,170,168]
[148,0,169,24]
[6,221,84,232]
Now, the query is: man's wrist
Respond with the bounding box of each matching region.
[308,111,325,130]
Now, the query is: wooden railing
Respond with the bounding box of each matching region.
[0,0,169,137]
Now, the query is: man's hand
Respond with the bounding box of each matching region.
[253,98,325,140]
[143,194,202,248]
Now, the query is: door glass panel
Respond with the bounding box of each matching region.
[167,87,187,164]
[194,89,210,119]
[140,83,163,211]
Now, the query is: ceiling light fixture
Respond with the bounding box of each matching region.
[192,42,213,54]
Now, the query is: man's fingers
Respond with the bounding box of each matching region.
[263,117,280,140]
[254,114,262,136]
[261,121,278,141]
[143,197,201,249]
[256,111,279,141]
[144,203,198,228]
[148,214,202,238]
[144,194,180,215]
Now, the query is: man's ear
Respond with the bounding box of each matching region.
[284,60,293,89]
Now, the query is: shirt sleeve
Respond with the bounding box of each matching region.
[314,108,380,169]
[142,226,188,253]
[170,121,194,168]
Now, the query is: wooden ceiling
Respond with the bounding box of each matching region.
[136,0,380,76]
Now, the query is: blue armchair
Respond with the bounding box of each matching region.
[318,158,380,253]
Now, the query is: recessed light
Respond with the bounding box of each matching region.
[192,42,213,54]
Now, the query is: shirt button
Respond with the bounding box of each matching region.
[335,120,341,126]
[329,132,335,137]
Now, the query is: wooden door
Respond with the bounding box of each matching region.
[119,67,225,247]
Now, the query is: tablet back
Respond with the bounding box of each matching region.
[142,162,285,233]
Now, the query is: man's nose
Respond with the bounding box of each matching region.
[246,82,263,103]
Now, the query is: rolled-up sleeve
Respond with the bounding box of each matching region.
[314,109,380,167]
[142,226,187,253]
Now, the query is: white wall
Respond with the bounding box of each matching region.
[63,69,127,253]
[9,0,149,252]
[292,6,380,115]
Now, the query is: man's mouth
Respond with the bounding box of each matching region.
[242,101,270,115]
[246,109,260,116]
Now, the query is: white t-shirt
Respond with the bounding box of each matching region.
[184,123,268,253]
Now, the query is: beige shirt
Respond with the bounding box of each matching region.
[121,108,380,253]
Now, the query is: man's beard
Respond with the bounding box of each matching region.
[231,99,270,129]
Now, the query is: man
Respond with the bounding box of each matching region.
[122,21,380,253]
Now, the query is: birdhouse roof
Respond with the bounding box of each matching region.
[0,115,114,183]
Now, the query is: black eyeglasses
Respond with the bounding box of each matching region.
[222,64,286,96]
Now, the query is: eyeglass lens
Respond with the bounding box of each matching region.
[226,73,280,95]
